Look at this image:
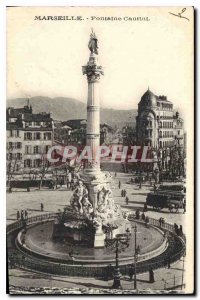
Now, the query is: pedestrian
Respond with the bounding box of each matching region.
[115,172,117,177]
[136,209,140,220]
[143,203,147,212]
[125,196,129,205]
[159,217,162,227]
[118,181,121,189]
[149,267,155,283]
[20,210,24,220]
[41,203,44,211]
[174,223,178,234]
[129,265,134,281]
[17,211,20,220]
[179,225,183,235]
[183,201,186,213]
[124,189,127,197]
[24,210,28,220]
[141,212,145,221]
[121,190,124,197]
[145,216,149,227]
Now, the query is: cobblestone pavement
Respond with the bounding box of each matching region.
[7,171,186,293]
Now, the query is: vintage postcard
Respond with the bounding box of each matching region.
[6,6,194,295]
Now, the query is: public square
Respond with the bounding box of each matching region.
[7,171,186,293]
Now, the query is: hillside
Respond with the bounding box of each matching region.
[7,96,137,128]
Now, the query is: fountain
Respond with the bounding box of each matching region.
[53,30,131,248]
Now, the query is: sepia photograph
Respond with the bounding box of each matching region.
[6,6,194,295]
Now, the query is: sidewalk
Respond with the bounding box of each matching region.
[8,259,184,292]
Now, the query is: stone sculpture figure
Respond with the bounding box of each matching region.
[71,180,91,215]
[88,29,98,55]
[82,194,93,219]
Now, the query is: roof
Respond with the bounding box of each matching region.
[6,122,19,130]
[140,89,157,107]
[22,113,52,122]
[7,106,32,118]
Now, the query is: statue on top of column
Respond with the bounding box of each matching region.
[88,29,98,55]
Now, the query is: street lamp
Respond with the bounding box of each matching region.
[105,233,130,289]
[133,224,138,290]
[181,248,186,290]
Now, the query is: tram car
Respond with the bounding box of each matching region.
[146,184,185,211]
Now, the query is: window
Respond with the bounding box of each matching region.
[34,159,41,168]
[35,132,41,140]
[17,153,22,160]
[45,145,50,153]
[25,145,32,154]
[33,146,41,154]
[17,142,22,149]
[24,159,32,168]
[15,130,19,137]
[24,132,32,140]
[10,130,13,137]
[44,132,51,140]
[8,142,13,149]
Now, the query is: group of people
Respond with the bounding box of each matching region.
[17,210,28,221]
[159,217,165,227]
[174,223,183,236]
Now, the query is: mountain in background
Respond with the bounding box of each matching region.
[7,96,137,129]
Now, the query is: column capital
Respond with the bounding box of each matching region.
[82,53,104,83]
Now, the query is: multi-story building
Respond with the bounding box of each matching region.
[136,89,185,176]
[136,89,184,149]
[7,105,54,173]
[54,119,113,146]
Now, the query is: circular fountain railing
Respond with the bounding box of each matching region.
[7,213,186,278]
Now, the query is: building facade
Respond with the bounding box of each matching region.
[7,105,54,174]
[136,89,184,149]
[54,119,113,146]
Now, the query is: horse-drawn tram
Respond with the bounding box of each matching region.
[146,184,186,212]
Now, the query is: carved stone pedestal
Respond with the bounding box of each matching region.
[94,230,105,248]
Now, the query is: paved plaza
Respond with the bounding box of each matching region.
[7,172,186,292]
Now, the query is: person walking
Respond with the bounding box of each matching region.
[20,210,24,220]
[141,212,146,221]
[125,196,129,205]
[17,211,20,220]
[121,190,124,197]
[41,203,44,211]
[124,189,127,197]
[24,210,28,220]
[143,203,147,212]
[183,201,186,213]
[118,181,121,189]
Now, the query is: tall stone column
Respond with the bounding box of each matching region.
[82,53,103,175]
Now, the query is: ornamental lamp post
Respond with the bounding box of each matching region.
[133,224,138,290]
[105,233,130,289]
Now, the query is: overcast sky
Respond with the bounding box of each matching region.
[7,7,193,122]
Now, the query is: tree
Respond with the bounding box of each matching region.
[38,151,50,190]
[6,146,21,191]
